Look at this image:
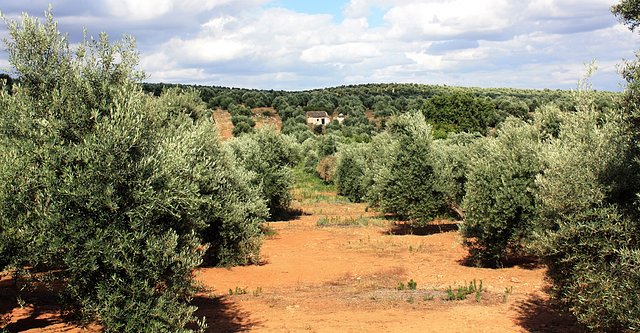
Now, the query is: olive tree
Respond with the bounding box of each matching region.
[374,112,445,223]
[0,10,266,331]
[225,127,300,214]
[461,116,545,266]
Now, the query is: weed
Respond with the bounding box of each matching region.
[444,279,483,301]
[316,215,382,228]
[261,224,278,238]
[423,294,435,301]
[396,282,405,291]
[406,296,415,304]
[228,286,248,296]
[253,287,263,296]
[407,279,417,290]
[408,242,428,253]
[502,286,513,303]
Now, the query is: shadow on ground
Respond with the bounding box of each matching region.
[0,277,73,333]
[514,294,586,333]
[457,255,544,270]
[269,207,307,222]
[1,276,262,332]
[385,221,459,236]
[192,295,263,332]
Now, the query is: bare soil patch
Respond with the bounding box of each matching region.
[194,193,583,332]
[212,109,234,141]
[252,107,282,132]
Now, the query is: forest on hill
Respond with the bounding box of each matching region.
[1,2,640,332]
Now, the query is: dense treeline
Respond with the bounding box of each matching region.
[143,81,618,141]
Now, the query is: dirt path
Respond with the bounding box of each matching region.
[1,180,583,332]
[196,196,583,333]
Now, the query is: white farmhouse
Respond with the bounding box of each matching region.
[306,111,330,126]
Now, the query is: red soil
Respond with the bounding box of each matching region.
[212,108,234,141]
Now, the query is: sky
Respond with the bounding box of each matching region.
[1,0,639,91]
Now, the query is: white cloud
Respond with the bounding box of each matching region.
[385,0,514,39]
[168,37,252,63]
[103,0,174,20]
[2,0,639,90]
[301,42,381,63]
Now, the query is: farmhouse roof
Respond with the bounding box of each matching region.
[306,111,329,118]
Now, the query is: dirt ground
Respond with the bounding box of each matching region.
[195,198,583,333]
[212,109,234,141]
[0,169,585,333]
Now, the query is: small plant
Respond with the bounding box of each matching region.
[261,224,278,238]
[407,279,417,290]
[316,215,379,228]
[229,287,248,296]
[502,286,513,303]
[423,294,435,301]
[396,282,406,291]
[406,296,415,304]
[444,279,483,301]
[253,287,263,296]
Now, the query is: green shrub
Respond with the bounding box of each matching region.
[334,143,369,202]
[154,87,210,122]
[532,82,640,331]
[376,112,445,224]
[461,117,544,266]
[225,127,300,214]
[363,132,398,208]
[316,155,336,183]
[422,92,494,134]
[431,132,482,219]
[535,101,633,224]
[532,208,640,332]
[0,11,266,331]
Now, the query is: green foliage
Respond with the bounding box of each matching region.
[535,105,632,224]
[444,280,483,301]
[532,209,640,332]
[407,279,417,290]
[0,10,206,331]
[0,10,265,331]
[363,132,399,208]
[153,87,210,122]
[461,117,544,266]
[612,0,640,31]
[431,132,482,219]
[171,122,267,267]
[334,143,369,202]
[225,127,300,214]
[316,216,378,227]
[531,73,640,331]
[422,92,494,134]
[376,112,445,224]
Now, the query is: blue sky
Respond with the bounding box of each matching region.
[1,0,639,91]
[269,0,346,18]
